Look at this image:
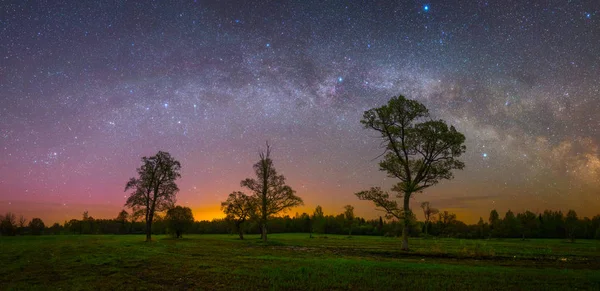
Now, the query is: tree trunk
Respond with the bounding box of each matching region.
[262,223,267,242]
[238,228,244,240]
[145,219,152,241]
[425,221,429,237]
[401,194,411,251]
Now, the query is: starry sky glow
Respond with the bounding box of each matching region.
[1,1,599,224]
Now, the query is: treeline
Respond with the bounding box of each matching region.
[2,208,600,240]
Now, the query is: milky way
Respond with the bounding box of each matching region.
[1,1,599,223]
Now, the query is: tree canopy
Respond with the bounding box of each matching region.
[356,95,466,250]
[124,151,181,241]
[221,191,255,239]
[240,143,303,242]
[165,206,194,238]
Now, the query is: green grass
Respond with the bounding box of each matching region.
[1,234,599,290]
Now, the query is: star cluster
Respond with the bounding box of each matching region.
[1,1,599,223]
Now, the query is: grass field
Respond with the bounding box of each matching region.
[1,234,599,290]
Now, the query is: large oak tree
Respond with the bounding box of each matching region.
[124,151,181,241]
[356,95,466,250]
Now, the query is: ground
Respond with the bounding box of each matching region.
[1,234,599,290]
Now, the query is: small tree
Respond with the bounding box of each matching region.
[18,215,27,235]
[0,212,17,236]
[344,205,355,236]
[165,206,194,238]
[565,210,578,243]
[116,210,129,234]
[517,211,538,240]
[124,151,181,241]
[221,191,255,239]
[312,205,325,236]
[240,143,303,242]
[28,218,45,235]
[356,96,466,250]
[488,209,500,238]
[420,201,439,237]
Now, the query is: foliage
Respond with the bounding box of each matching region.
[165,206,194,238]
[343,205,355,236]
[357,95,466,250]
[28,218,45,235]
[0,212,17,236]
[221,191,255,239]
[124,151,181,241]
[240,143,303,241]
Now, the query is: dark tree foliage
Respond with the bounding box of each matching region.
[221,191,255,239]
[344,205,355,236]
[240,143,303,242]
[0,212,17,236]
[517,211,539,240]
[116,209,129,234]
[124,151,181,241]
[18,215,27,235]
[488,209,500,238]
[165,206,194,238]
[356,95,466,250]
[565,210,578,242]
[4,207,600,240]
[28,218,45,235]
[312,205,325,236]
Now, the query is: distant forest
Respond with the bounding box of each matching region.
[2,208,600,241]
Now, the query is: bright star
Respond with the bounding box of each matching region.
[338,77,343,82]
[483,153,488,158]
[424,5,429,11]
[266,43,270,47]
[586,13,591,19]
[164,103,168,108]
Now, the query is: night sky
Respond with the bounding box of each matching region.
[1,1,599,224]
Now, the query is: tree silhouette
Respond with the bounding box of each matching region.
[165,206,194,238]
[0,212,17,236]
[517,211,538,240]
[420,201,439,237]
[28,218,45,235]
[221,191,255,239]
[124,151,181,241]
[344,205,355,236]
[116,210,129,234]
[240,143,303,242]
[565,210,578,242]
[312,205,325,236]
[356,95,466,250]
[18,215,27,235]
[488,209,500,238]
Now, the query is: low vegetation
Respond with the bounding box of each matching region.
[1,234,599,290]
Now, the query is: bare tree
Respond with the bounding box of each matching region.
[18,215,27,235]
[221,191,255,239]
[240,143,303,242]
[420,201,439,237]
[356,96,466,250]
[124,151,181,241]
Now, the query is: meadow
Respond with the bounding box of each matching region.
[1,234,599,290]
